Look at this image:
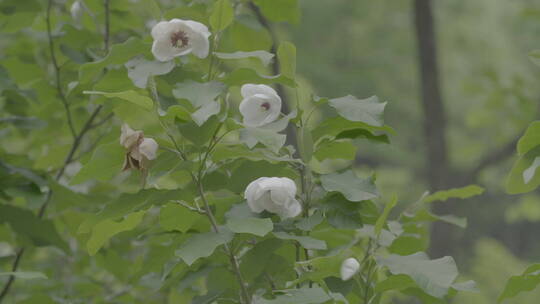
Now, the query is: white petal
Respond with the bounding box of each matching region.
[151,21,173,41]
[245,177,267,213]
[278,177,297,197]
[239,95,274,127]
[120,124,142,149]
[241,84,279,99]
[139,138,158,160]
[189,31,210,58]
[152,40,178,62]
[280,198,302,219]
[340,258,360,281]
[184,20,210,37]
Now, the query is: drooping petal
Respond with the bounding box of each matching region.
[281,198,302,219]
[340,258,360,281]
[120,124,143,149]
[139,138,158,160]
[279,177,297,197]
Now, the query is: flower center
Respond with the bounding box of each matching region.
[170,31,189,48]
[261,102,271,111]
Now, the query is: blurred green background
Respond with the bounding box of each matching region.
[288,0,540,302]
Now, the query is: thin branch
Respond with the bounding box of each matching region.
[46,0,76,139]
[104,0,111,52]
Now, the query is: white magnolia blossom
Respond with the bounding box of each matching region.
[151,19,211,62]
[340,258,360,281]
[244,177,301,219]
[239,84,282,127]
[120,124,158,170]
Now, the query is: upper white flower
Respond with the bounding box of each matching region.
[244,177,301,219]
[239,84,282,127]
[120,124,158,170]
[340,258,360,281]
[151,19,211,62]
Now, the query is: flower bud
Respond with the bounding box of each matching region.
[340,258,360,281]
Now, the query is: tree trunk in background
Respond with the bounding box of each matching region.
[413,0,454,258]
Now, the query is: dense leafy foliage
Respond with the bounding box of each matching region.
[0,0,490,303]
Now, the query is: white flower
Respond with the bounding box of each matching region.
[120,124,158,170]
[239,84,282,127]
[340,258,360,281]
[151,19,211,62]
[244,177,301,219]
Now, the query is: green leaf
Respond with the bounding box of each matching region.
[87,210,146,255]
[252,0,301,24]
[523,156,540,184]
[320,170,378,202]
[83,90,153,110]
[329,95,386,127]
[125,57,175,89]
[423,185,485,203]
[226,217,273,237]
[0,271,47,280]
[159,203,201,233]
[176,115,221,146]
[403,209,467,228]
[221,68,295,87]
[375,195,397,236]
[498,263,540,302]
[314,140,356,161]
[375,274,417,293]
[254,286,332,304]
[295,211,324,231]
[175,229,234,266]
[79,38,147,83]
[273,232,327,250]
[214,51,274,66]
[71,142,124,184]
[517,121,540,156]
[210,0,234,31]
[0,204,68,252]
[172,80,225,108]
[277,41,296,79]
[192,100,221,126]
[376,252,459,298]
[312,116,393,143]
[240,128,287,154]
[79,189,186,233]
[506,146,540,194]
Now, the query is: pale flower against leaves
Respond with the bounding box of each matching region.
[120,124,158,171]
[244,177,301,219]
[239,84,282,127]
[151,19,211,62]
[340,258,360,281]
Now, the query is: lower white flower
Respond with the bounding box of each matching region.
[151,19,211,62]
[340,258,360,281]
[244,177,301,219]
[119,124,158,171]
[239,84,282,127]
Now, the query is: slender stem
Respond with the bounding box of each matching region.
[46,0,76,139]
[104,0,110,52]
